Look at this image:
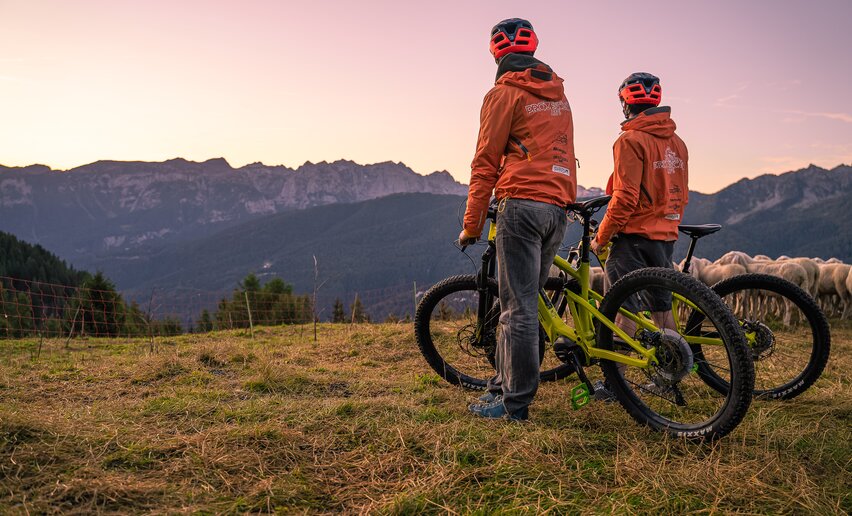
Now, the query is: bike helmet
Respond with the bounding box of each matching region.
[490,18,539,60]
[618,72,662,117]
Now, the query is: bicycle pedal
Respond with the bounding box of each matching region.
[570,383,591,410]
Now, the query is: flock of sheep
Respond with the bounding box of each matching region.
[688,252,846,315]
[585,252,847,325]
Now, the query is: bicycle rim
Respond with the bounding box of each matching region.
[699,274,830,399]
[414,276,500,388]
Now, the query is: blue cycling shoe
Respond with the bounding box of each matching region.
[468,398,529,421]
[478,391,501,403]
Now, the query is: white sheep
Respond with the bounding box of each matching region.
[777,256,821,299]
[817,262,851,318]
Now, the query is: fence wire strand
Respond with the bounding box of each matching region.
[0,276,429,340]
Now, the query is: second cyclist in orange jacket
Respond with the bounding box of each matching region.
[595,103,688,245]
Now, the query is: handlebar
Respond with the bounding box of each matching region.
[459,237,479,252]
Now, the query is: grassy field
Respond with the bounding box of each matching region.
[0,323,849,514]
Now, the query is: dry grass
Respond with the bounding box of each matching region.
[0,323,849,514]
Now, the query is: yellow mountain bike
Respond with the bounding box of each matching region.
[415,196,755,439]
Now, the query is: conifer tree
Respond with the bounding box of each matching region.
[240,273,261,292]
[198,309,214,332]
[70,272,126,337]
[332,298,346,323]
[351,294,369,323]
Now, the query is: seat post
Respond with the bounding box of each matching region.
[682,236,699,275]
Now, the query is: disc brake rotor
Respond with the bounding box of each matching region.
[456,324,496,358]
[743,320,775,360]
[647,328,694,387]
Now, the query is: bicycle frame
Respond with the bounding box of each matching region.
[479,211,659,370]
[543,254,654,367]
[537,213,659,369]
[590,235,743,350]
[476,204,735,370]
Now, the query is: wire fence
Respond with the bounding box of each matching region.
[0,275,431,341]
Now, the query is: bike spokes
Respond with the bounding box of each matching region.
[717,285,820,397]
[597,268,753,439]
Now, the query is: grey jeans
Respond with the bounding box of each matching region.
[487,198,567,414]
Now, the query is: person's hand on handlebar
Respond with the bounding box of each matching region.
[591,236,613,261]
[458,229,479,247]
[590,235,604,255]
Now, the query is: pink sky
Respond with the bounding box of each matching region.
[1,0,850,193]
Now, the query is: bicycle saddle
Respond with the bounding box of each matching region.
[678,224,722,238]
[566,195,611,214]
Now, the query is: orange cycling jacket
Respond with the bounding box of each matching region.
[463,55,577,237]
[596,107,688,245]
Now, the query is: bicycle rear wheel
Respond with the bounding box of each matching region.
[693,273,830,400]
[597,268,754,440]
[414,275,572,389]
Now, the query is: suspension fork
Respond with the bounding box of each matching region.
[476,243,497,331]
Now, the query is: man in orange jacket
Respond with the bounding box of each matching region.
[460,18,577,421]
[591,73,688,342]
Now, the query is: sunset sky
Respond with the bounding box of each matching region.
[1,0,850,193]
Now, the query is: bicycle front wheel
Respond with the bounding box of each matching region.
[698,273,830,400]
[414,275,570,389]
[597,268,755,440]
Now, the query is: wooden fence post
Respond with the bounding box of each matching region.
[244,291,254,339]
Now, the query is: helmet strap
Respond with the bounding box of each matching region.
[621,99,631,119]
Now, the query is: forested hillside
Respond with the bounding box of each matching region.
[0,231,89,286]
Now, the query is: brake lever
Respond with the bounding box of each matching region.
[458,238,478,252]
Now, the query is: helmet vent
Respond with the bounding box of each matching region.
[489,18,539,59]
[618,73,663,108]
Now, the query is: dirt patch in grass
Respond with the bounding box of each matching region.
[130,355,189,385]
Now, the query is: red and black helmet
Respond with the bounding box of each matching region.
[489,18,539,60]
[618,72,662,107]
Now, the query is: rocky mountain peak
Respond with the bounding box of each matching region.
[0,158,471,263]
[683,164,852,226]
[0,164,52,175]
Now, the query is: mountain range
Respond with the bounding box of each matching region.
[676,164,852,260]
[0,157,602,267]
[1,158,849,319]
[0,158,464,264]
